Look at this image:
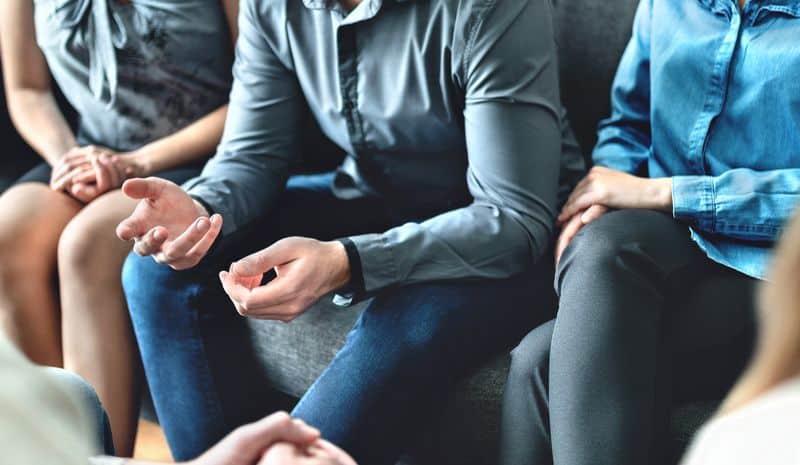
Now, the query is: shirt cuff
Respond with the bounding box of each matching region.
[332,233,400,306]
[332,238,366,307]
[183,181,238,236]
[672,175,715,231]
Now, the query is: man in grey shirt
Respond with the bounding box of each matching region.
[117,0,582,463]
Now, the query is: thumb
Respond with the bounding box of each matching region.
[231,238,301,277]
[116,217,143,241]
[121,177,172,201]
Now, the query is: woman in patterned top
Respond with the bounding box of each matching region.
[0,0,237,455]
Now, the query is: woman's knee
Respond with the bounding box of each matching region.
[554,209,673,294]
[508,320,554,386]
[0,185,77,283]
[57,194,133,277]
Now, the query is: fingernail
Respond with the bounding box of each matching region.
[153,230,164,240]
[196,218,209,231]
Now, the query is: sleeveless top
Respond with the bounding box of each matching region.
[33,0,233,152]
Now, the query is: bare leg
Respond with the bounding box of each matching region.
[58,190,141,456]
[0,183,81,366]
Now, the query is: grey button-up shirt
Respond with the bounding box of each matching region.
[184,0,583,295]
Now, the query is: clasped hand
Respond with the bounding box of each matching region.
[50,145,144,203]
[186,411,357,465]
[116,178,351,322]
[555,166,673,265]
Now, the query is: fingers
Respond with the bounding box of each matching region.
[183,214,223,263]
[116,215,146,241]
[106,155,128,183]
[235,412,320,453]
[92,156,113,194]
[121,177,172,201]
[231,238,301,277]
[51,150,90,182]
[52,163,92,191]
[69,183,99,203]
[555,212,585,266]
[50,146,111,191]
[160,214,223,269]
[71,167,98,185]
[100,155,122,188]
[132,227,168,256]
[219,270,296,319]
[558,185,595,225]
[580,204,609,224]
[257,443,302,465]
[313,440,358,465]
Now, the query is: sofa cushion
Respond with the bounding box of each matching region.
[554,0,640,157]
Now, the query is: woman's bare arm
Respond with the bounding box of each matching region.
[1,0,77,165]
[128,0,240,176]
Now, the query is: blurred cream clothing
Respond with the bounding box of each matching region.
[681,377,800,465]
[0,336,93,465]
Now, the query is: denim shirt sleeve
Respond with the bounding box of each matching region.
[592,0,652,175]
[182,0,303,235]
[346,0,562,295]
[673,169,800,241]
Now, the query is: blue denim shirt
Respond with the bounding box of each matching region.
[594,0,800,279]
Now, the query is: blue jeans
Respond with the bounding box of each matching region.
[123,173,555,464]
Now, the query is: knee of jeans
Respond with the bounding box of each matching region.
[122,253,188,317]
[355,286,458,359]
[509,320,554,384]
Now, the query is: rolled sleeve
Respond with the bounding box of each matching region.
[672,175,716,232]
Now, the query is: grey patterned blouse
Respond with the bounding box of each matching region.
[33,0,233,152]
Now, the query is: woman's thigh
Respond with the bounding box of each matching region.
[0,183,82,268]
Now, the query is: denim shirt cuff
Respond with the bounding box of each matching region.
[672,175,715,231]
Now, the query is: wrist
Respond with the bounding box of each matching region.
[124,150,155,177]
[48,144,80,165]
[326,240,352,291]
[647,177,673,212]
[192,199,211,217]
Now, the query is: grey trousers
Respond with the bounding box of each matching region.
[500,210,757,465]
